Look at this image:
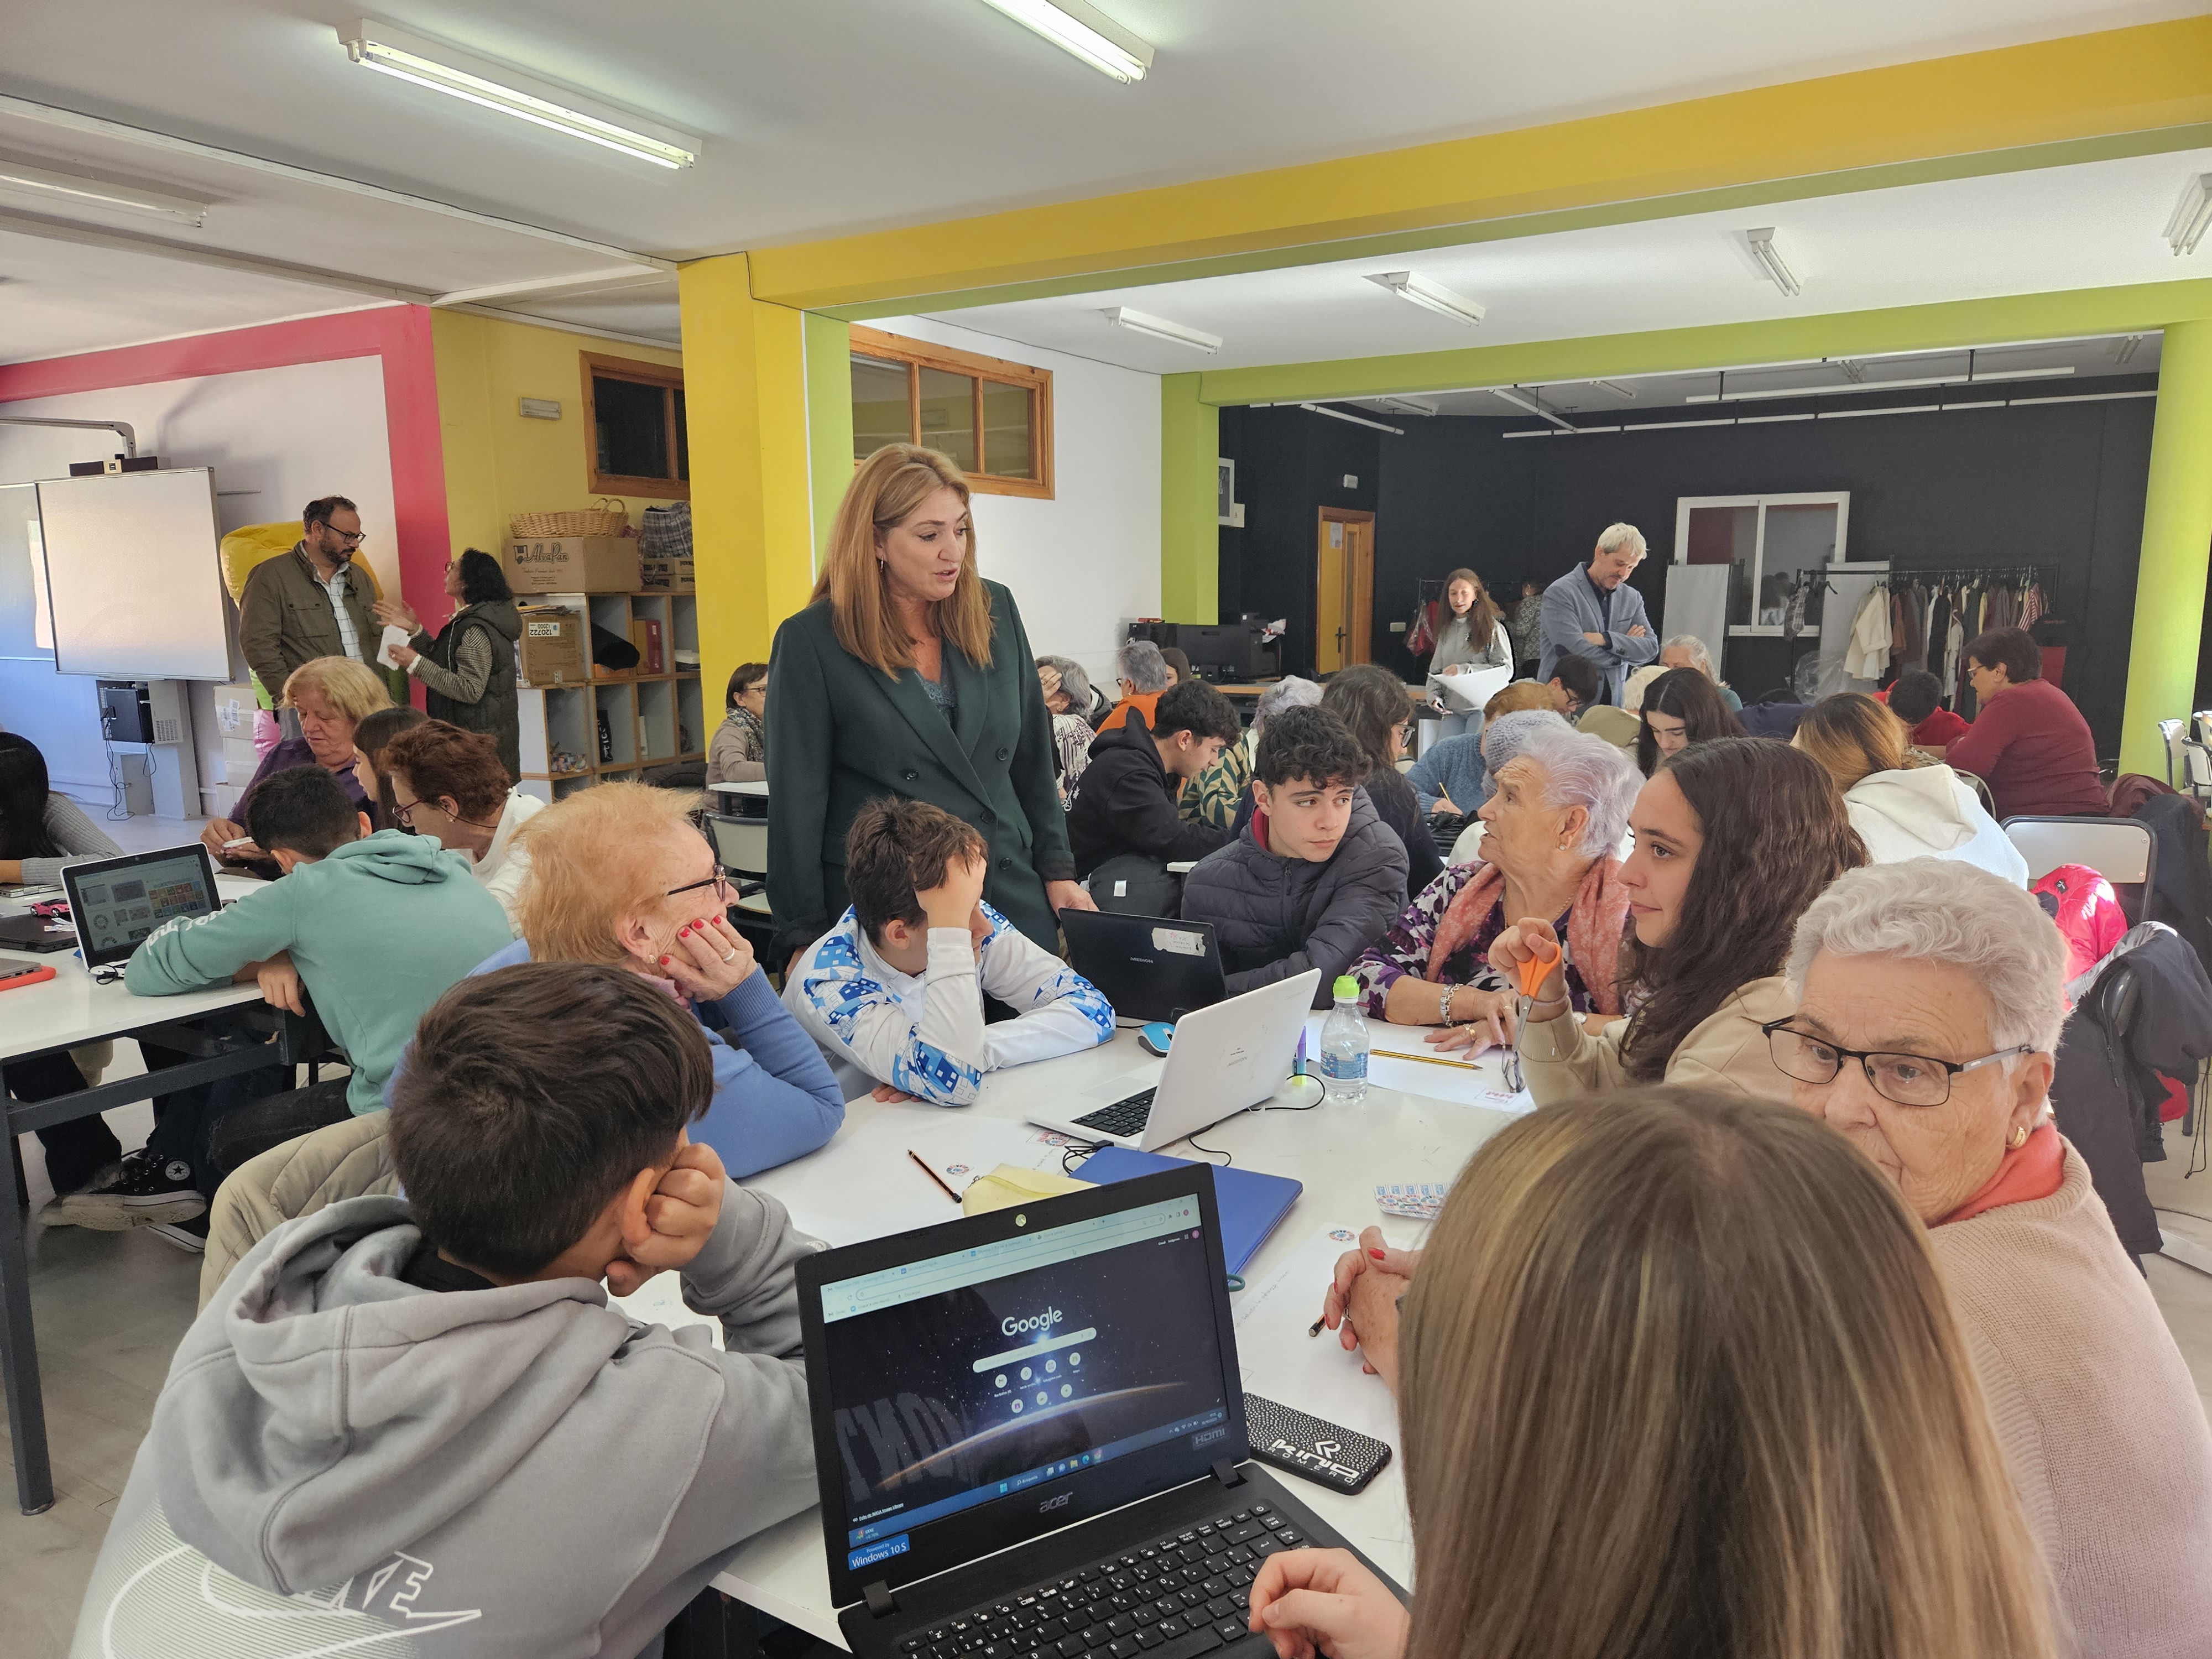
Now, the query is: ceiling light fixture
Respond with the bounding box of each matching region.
[1367,270,1485,326]
[2112,335,2143,365]
[1375,395,1439,416]
[1102,306,1219,352]
[1745,227,1801,298]
[0,158,210,225]
[2166,175,2212,256]
[341,21,698,168]
[1301,404,1403,436]
[974,0,1154,82]
[1490,387,1575,432]
[1685,366,2074,404]
[1588,379,1635,399]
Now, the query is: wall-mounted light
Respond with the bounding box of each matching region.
[974,0,1154,82]
[1366,270,1485,326]
[1745,227,1801,297]
[1102,306,1219,352]
[341,20,699,168]
[2167,174,2212,257]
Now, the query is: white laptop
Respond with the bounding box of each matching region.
[1025,969,1319,1150]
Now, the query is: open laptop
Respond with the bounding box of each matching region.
[62,844,222,969]
[1061,910,1227,1026]
[1024,971,1317,1151]
[797,1164,1405,1657]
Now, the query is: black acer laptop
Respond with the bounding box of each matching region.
[1059,910,1228,1026]
[796,1165,1406,1659]
[61,844,222,968]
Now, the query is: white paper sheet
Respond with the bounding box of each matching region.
[375,623,414,669]
[1300,1013,1530,1113]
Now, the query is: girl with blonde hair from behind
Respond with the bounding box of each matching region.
[1795,692,2027,884]
[1263,1088,2058,1659]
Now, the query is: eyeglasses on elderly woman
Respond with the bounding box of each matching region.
[1761,1019,2033,1108]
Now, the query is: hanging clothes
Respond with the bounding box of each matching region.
[1846,583,1892,680]
[1782,578,1809,642]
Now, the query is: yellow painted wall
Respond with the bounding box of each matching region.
[429,310,684,557]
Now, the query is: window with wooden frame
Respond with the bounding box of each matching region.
[582,352,688,500]
[848,325,1053,499]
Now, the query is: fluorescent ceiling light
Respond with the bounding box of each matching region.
[341,21,698,168]
[0,159,208,225]
[1301,404,1402,436]
[1588,379,1635,399]
[1686,366,2073,404]
[1367,270,1484,326]
[2112,335,2143,364]
[1370,395,1437,416]
[1490,387,1574,432]
[974,0,1154,82]
[1102,306,1219,352]
[2167,174,2212,257]
[1745,227,1801,298]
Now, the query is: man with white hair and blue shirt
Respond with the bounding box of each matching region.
[1538,523,1661,706]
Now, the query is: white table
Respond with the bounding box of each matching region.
[0,874,318,1514]
[707,1027,1521,1646]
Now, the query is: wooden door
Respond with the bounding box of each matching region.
[1316,508,1375,674]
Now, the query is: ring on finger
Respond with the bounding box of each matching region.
[718,947,738,963]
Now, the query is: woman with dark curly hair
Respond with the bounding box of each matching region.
[1633,665,1744,775]
[374,548,521,782]
[1491,737,1864,1102]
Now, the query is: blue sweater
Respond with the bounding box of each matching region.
[392,940,845,1178]
[1406,732,1489,816]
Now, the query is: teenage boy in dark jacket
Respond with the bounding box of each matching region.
[1182,706,1408,1009]
[1066,679,1242,878]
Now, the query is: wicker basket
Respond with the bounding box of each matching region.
[510,497,630,539]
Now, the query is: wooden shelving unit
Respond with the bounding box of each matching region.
[514,589,704,802]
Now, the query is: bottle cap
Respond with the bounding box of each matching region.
[1332,975,1359,1000]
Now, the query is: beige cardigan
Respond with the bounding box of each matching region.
[1516,973,1797,1103]
[1932,1145,2212,1659]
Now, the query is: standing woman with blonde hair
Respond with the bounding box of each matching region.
[1279,1089,2057,1659]
[768,445,1095,967]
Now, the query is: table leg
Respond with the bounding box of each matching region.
[0,1135,53,1514]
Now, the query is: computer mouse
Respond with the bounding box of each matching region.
[1138,1021,1175,1058]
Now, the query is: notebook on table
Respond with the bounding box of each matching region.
[1071,1146,1301,1278]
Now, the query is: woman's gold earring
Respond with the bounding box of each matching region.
[2008,1124,2030,1150]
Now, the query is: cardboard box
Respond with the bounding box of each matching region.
[210,682,260,733]
[215,735,262,783]
[516,607,587,685]
[639,554,695,592]
[504,535,641,594]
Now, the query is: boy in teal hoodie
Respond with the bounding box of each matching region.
[69,767,513,1234]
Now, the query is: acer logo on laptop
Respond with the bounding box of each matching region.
[1002,1308,1065,1337]
[1039,1491,1072,1513]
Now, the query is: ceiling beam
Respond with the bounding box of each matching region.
[737,17,2212,314]
[0,206,431,304]
[1193,279,2212,409]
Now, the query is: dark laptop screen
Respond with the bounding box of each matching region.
[817,1191,1229,1577]
[72,851,215,959]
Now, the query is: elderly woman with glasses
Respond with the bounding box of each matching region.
[1350,723,1639,1054]
[464,781,843,1177]
[1777,858,2212,1659]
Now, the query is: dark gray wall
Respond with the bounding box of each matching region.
[1219,377,2157,753]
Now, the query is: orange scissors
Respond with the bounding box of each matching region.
[1505,935,1559,1093]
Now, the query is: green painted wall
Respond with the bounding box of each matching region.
[2122,317,2212,776]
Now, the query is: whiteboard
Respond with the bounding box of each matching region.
[35,468,232,680]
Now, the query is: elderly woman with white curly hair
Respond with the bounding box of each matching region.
[1775,857,2212,1659]
[1350,723,1639,1054]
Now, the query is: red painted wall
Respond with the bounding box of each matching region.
[0,306,452,638]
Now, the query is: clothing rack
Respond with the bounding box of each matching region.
[1888,562,2053,587]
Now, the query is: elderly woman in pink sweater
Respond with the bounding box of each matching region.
[1775,858,2212,1658]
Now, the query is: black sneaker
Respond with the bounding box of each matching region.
[56,1148,205,1230]
[147,1214,210,1254]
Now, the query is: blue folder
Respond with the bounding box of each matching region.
[1072,1146,1302,1277]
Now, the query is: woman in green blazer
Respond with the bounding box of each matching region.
[767,445,1097,965]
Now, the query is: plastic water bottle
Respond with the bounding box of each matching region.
[1318,975,1370,1104]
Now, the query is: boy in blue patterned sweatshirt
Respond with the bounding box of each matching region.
[783,797,1114,1105]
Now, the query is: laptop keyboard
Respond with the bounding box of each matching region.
[1071,1089,1156,1139]
[898,1501,1301,1659]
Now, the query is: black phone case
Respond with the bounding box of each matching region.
[1243,1392,1391,1495]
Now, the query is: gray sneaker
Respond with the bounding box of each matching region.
[56,1149,204,1229]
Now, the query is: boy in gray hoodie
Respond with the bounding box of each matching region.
[72,961,822,1659]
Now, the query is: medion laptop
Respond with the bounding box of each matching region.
[1024,971,1318,1151]
[1060,910,1228,1026]
[62,844,222,969]
[796,1164,1405,1658]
